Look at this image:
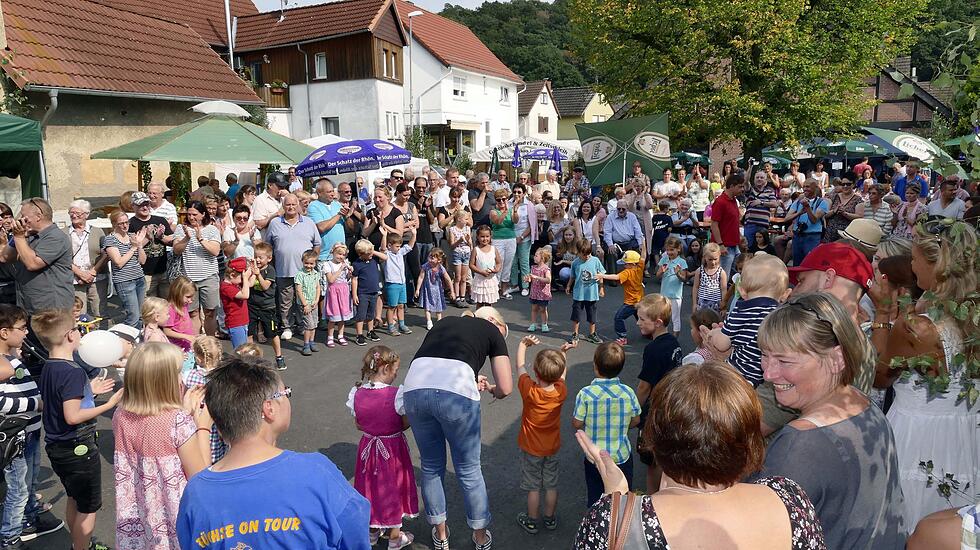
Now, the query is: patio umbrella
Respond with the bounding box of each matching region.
[807,139,893,157]
[671,151,707,165]
[296,139,411,177]
[862,127,966,177]
[734,154,793,170]
[549,146,564,177]
[945,132,980,149]
[490,148,500,175]
[526,147,567,160]
[511,144,522,168]
[190,100,251,118]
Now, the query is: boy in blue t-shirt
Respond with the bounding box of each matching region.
[566,238,605,344]
[352,238,386,346]
[656,236,688,337]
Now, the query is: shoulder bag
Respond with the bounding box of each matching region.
[607,491,648,550]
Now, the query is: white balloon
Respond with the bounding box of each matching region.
[77,330,123,369]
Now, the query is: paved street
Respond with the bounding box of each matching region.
[35,278,695,549]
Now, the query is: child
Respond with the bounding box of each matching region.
[0,305,63,547]
[692,242,727,312]
[73,296,98,334]
[235,342,263,358]
[572,342,640,507]
[721,251,754,315]
[414,248,455,330]
[596,250,645,346]
[656,236,688,336]
[141,297,170,343]
[352,239,385,346]
[703,253,790,387]
[219,256,254,349]
[469,225,501,307]
[448,210,472,307]
[183,335,226,464]
[566,238,605,343]
[525,247,552,332]
[552,227,577,288]
[634,293,682,494]
[323,243,354,347]
[163,276,198,352]
[515,336,576,534]
[681,307,722,366]
[36,309,123,550]
[295,249,322,355]
[347,346,418,549]
[248,242,285,370]
[684,239,703,286]
[380,226,417,336]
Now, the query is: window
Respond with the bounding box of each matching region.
[537,116,549,133]
[592,115,607,123]
[247,62,262,85]
[540,91,548,105]
[453,76,467,99]
[499,87,509,103]
[392,113,399,137]
[382,49,389,77]
[485,121,491,146]
[321,117,340,136]
[314,53,327,79]
[389,51,398,80]
[385,112,392,138]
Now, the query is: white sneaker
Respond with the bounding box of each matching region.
[426,320,434,330]
[503,287,516,296]
[521,289,529,297]
[281,328,293,341]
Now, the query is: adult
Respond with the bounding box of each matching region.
[893,163,929,201]
[603,202,645,271]
[784,178,829,266]
[852,156,871,179]
[224,172,240,204]
[147,182,178,229]
[572,199,600,253]
[65,200,108,316]
[468,172,494,228]
[429,172,450,209]
[509,184,536,295]
[286,166,304,192]
[686,167,710,220]
[876,219,978,529]
[652,168,683,209]
[392,182,423,303]
[233,184,258,211]
[810,160,829,193]
[220,205,261,260]
[388,168,405,188]
[491,169,510,192]
[605,186,626,212]
[177,357,370,549]
[858,166,877,192]
[756,293,906,549]
[0,198,74,314]
[265,194,321,341]
[410,177,438,275]
[743,168,779,247]
[785,160,805,188]
[535,170,562,201]
[172,201,221,335]
[622,174,655,259]
[398,309,512,550]
[709,174,745,276]
[337,181,366,251]
[307,178,349,265]
[103,210,148,328]
[893,183,925,239]
[564,166,591,205]
[544,200,570,245]
[574,362,826,550]
[669,199,697,250]
[128,192,175,299]
[252,172,287,237]
[823,177,862,241]
[927,178,967,219]
[363,187,404,250]
[437,188,469,237]
[489,189,518,299]
[857,182,895,234]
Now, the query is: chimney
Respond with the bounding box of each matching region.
[911,66,917,80]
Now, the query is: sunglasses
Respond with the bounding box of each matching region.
[269,386,292,400]
[234,216,249,221]
[787,300,838,342]
[922,218,957,238]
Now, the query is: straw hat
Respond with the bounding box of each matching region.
[840,218,885,250]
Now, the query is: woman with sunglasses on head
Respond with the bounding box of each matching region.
[756,293,907,549]
[823,178,862,241]
[173,201,221,336]
[875,219,979,530]
[221,205,261,260]
[489,188,519,299]
[103,210,148,328]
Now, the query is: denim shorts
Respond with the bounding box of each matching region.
[452,249,471,266]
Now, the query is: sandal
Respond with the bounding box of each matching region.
[431,526,450,550]
[338,336,348,346]
[516,512,538,534]
[542,515,557,530]
[388,531,414,550]
[473,529,492,550]
[326,338,336,348]
[34,493,52,512]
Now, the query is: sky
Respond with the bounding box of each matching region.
[252,0,486,13]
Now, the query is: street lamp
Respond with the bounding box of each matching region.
[407,10,423,137]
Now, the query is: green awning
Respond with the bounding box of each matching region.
[863,127,966,178]
[92,115,313,163]
[0,113,44,198]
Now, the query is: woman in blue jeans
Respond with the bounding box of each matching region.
[399,307,512,550]
[102,210,147,327]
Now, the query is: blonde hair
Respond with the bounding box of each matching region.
[109,209,129,225]
[121,342,183,416]
[141,297,169,325]
[235,342,264,358]
[913,221,978,306]
[168,276,196,310]
[193,335,222,371]
[876,237,912,260]
[636,293,671,325]
[702,242,721,261]
[533,349,566,383]
[331,242,349,257]
[473,306,508,338]
[738,253,788,298]
[354,239,374,257]
[664,236,683,251]
[359,345,399,384]
[493,188,510,201]
[31,309,75,350]
[453,209,470,225]
[536,246,552,264]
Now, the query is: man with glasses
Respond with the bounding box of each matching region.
[410,178,437,268]
[0,198,73,314]
[603,203,646,275]
[146,182,178,229]
[387,169,405,187]
[308,178,349,264]
[492,169,511,192]
[63,200,108,316]
[177,357,370,549]
[128,192,175,299]
[287,166,304,193]
[469,172,494,227]
[337,182,365,251]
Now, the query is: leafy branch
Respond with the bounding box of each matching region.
[920,460,977,504]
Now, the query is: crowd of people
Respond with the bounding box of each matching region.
[0,153,974,549]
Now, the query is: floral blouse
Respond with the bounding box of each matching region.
[573,476,826,550]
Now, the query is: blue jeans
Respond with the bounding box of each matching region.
[2,430,41,541]
[115,277,145,328]
[720,245,738,276]
[511,239,531,290]
[614,304,638,338]
[793,233,822,266]
[228,324,248,348]
[404,388,490,529]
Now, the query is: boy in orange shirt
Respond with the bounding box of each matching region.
[515,335,576,534]
[597,249,645,345]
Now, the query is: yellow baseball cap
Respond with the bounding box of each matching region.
[622,250,641,264]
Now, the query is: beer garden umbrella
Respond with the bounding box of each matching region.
[296,139,411,177]
[862,127,966,178]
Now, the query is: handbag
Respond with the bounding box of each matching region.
[0,413,31,469]
[166,251,185,281]
[607,491,648,550]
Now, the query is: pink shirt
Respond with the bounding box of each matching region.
[142,325,169,344]
[164,304,194,351]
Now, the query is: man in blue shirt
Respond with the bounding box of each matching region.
[308,178,349,262]
[178,357,370,550]
[892,163,928,200]
[784,179,829,266]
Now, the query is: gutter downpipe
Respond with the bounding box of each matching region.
[224,0,234,64]
[39,89,58,134]
[38,90,57,200]
[297,44,312,137]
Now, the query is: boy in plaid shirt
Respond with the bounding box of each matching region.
[572,342,640,506]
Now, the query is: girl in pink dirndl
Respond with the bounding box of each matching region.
[323,242,354,347]
[347,346,418,549]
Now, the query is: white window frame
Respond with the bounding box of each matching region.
[540,91,548,105]
[592,115,607,123]
[500,128,511,141]
[389,51,397,80]
[321,117,340,136]
[453,76,467,99]
[314,53,327,79]
[499,86,509,104]
[382,49,389,78]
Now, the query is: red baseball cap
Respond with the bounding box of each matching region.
[227,256,249,274]
[787,242,873,291]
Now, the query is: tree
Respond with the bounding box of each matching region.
[568,0,929,159]
[910,0,980,81]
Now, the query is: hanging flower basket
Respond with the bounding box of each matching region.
[267,80,288,94]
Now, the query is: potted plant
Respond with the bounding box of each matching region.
[267,80,288,94]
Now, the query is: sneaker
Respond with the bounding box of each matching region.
[569,332,581,343]
[0,538,25,549]
[527,324,537,332]
[309,342,319,352]
[388,324,400,336]
[426,320,433,330]
[355,335,367,346]
[275,356,287,370]
[388,531,414,550]
[431,526,450,550]
[516,512,539,534]
[585,333,602,344]
[503,287,516,297]
[521,288,529,296]
[367,330,381,342]
[615,337,628,346]
[542,515,557,530]
[502,292,513,300]
[466,297,476,305]
[281,328,293,341]
[398,324,413,335]
[20,512,63,541]
[301,344,312,356]
[87,540,112,550]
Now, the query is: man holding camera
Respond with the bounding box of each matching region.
[783,179,829,266]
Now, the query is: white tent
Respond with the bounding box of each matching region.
[470,137,582,162]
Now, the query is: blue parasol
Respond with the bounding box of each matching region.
[296,139,411,177]
[525,147,568,161]
[549,146,564,177]
[511,144,523,168]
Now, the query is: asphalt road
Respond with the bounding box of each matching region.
[34,277,695,549]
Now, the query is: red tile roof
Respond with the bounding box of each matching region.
[235,0,391,51]
[394,0,522,84]
[1,0,261,103]
[93,0,258,48]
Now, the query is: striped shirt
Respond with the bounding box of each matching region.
[102,233,144,283]
[863,201,894,233]
[744,185,776,227]
[150,200,178,227]
[722,296,780,387]
[696,267,724,308]
[173,225,220,282]
[183,367,226,463]
[573,378,640,464]
[0,355,42,433]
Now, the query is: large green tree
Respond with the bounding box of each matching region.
[568,0,929,158]
[910,0,980,81]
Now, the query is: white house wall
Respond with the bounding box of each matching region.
[288,79,403,141]
[521,91,558,142]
